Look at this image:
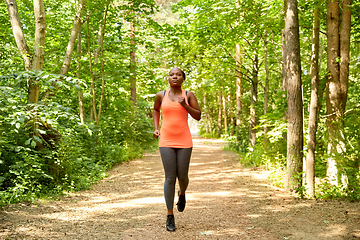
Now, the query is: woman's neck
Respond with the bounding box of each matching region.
[169,86,182,94]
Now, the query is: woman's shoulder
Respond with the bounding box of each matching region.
[183,90,195,96]
[155,90,167,96]
[154,90,167,101]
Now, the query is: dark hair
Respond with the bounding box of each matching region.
[170,67,186,80]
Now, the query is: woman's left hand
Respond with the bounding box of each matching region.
[178,96,187,107]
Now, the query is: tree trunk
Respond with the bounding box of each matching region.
[32,0,46,71]
[340,0,356,184]
[326,0,352,185]
[27,0,46,104]
[306,0,321,197]
[282,0,288,144]
[217,93,222,138]
[223,94,228,135]
[96,2,109,126]
[59,0,85,76]
[282,0,288,93]
[77,30,85,124]
[236,43,242,143]
[5,0,32,71]
[264,31,269,152]
[204,94,212,135]
[130,22,137,106]
[97,48,106,126]
[87,19,97,122]
[284,0,303,191]
[326,0,341,185]
[249,53,258,148]
[229,94,235,136]
[339,0,351,113]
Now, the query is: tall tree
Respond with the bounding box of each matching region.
[6,0,46,103]
[326,0,352,185]
[77,30,86,124]
[130,21,137,106]
[306,0,321,197]
[249,52,258,148]
[95,2,110,125]
[217,93,222,138]
[284,0,303,190]
[263,31,269,151]
[236,43,242,143]
[40,0,86,100]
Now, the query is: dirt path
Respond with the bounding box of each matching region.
[1,138,359,239]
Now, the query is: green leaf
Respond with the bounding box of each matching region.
[25,138,32,145]
[33,136,42,143]
[15,122,20,129]
[31,140,37,147]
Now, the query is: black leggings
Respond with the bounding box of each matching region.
[159,147,192,210]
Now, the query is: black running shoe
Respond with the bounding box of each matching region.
[176,190,186,212]
[166,214,175,231]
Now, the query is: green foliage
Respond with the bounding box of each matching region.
[315,180,360,202]
[0,71,155,207]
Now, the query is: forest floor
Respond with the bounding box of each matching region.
[1,138,360,240]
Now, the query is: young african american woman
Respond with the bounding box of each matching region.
[153,68,201,231]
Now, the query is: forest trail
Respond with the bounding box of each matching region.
[1,138,359,240]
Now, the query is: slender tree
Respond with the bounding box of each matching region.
[217,93,222,138]
[249,52,258,148]
[236,43,242,143]
[130,21,137,106]
[77,30,86,124]
[41,0,86,100]
[284,0,303,190]
[264,31,269,151]
[306,0,321,197]
[6,0,46,103]
[96,2,110,125]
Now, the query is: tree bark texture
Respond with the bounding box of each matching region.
[339,0,351,112]
[236,43,242,142]
[32,0,46,71]
[217,93,222,138]
[97,48,106,126]
[249,53,258,148]
[26,0,46,104]
[204,95,211,134]
[77,30,85,124]
[96,2,109,125]
[130,22,137,106]
[87,19,97,122]
[282,0,288,93]
[284,0,303,190]
[306,0,321,197]
[223,94,228,134]
[59,0,85,76]
[326,0,352,185]
[264,32,269,151]
[5,0,32,71]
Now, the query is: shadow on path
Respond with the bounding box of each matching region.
[1,138,359,240]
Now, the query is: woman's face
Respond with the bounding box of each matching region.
[168,68,184,87]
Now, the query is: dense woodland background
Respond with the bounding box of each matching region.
[1,0,360,206]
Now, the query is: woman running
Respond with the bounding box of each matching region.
[153,67,201,231]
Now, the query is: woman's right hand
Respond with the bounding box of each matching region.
[153,129,160,139]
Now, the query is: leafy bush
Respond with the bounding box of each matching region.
[0,72,156,207]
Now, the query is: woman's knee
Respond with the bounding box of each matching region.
[165,176,176,185]
[178,176,189,185]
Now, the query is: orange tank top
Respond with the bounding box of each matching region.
[159,89,193,148]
